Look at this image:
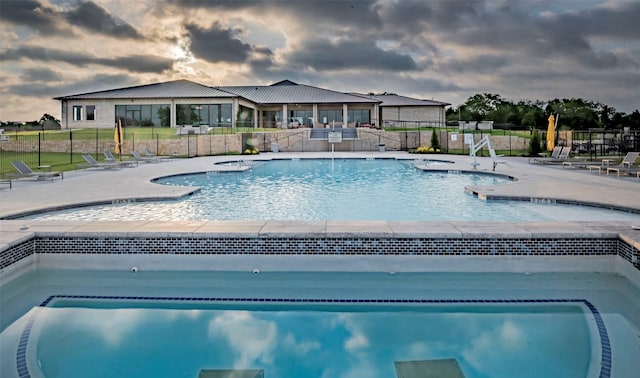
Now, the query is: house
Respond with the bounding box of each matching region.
[54,79,449,130]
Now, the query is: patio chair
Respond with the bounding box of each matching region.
[7,160,63,181]
[529,146,567,164]
[542,146,572,164]
[78,154,123,170]
[145,147,173,161]
[104,151,138,167]
[606,152,640,177]
[132,150,160,163]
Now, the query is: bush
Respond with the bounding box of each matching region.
[430,129,441,151]
[528,129,542,156]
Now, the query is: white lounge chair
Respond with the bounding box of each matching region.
[606,152,640,176]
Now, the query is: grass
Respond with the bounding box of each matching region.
[1,127,282,141]
[0,151,119,175]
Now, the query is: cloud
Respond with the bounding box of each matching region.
[2,45,174,73]
[65,0,144,39]
[208,311,277,368]
[286,37,418,71]
[20,67,63,82]
[185,22,273,65]
[1,0,639,120]
[0,0,72,36]
[5,73,138,98]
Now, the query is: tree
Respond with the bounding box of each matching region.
[464,93,505,121]
[430,129,440,151]
[528,129,542,156]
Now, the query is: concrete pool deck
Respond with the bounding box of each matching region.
[2,152,640,378]
[1,151,639,250]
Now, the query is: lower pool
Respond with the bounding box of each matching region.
[2,270,639,378]
[17,300,597,378]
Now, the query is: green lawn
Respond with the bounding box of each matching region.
[0,152,115,175]
[2,127,282,141]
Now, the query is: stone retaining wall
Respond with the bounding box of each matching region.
[0,130,529,156]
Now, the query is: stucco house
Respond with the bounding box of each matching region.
[54,79,449,130]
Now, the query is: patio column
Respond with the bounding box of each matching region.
[232,98,239,128]
[313,104,318,128]
[343,104,348,127]
[282,104,288,129]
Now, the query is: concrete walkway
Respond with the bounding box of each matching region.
[1,151,639,250]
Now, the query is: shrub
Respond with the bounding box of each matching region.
[528,129,542,156]
[430,129,441,151]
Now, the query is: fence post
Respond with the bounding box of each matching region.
[38,132,42,166]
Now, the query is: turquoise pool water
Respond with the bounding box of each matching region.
[22,301,594,378]
[3,270,639,378]
[19,159,640,221]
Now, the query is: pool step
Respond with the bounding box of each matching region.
[198,369,264,378]
[395,359,465,378]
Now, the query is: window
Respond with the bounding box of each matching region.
[72,106,83,121]
[86,106,96,121]
[348,109,370,125]
[176,104,232,127]
[115,104,170,127]
[318,109,343,124]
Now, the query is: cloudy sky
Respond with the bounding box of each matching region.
[1,0,639,121]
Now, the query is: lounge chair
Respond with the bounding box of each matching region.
[606,152,640,177]
[542,146,571,164]
[79,154,123,170]
[6,160,63,181]
[145,147,173,161]
[530,146,568,164]
[104,151,138,167]
[132,150,160,163]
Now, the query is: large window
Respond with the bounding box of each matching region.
[176,104,232,127]
[318,109,343,125]
[289,110,313,127]
[348,109,370,125]
[115,104,170,127]
[72,106,83,121]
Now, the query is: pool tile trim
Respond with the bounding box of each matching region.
[2,234,638,270]
[17,295,611,378]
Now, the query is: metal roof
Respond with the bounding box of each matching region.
[54,79,448,107]
[218,84,380,105]
[356,93,450,107]
[54,79,234,100]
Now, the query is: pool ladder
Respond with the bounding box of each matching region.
[413,158,430,168]
[238,159,253,168]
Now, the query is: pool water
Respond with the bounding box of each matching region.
[20,159,640,221]
[22,301,594,378]
[2,270,639,378]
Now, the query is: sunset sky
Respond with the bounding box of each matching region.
[1,0,639,121]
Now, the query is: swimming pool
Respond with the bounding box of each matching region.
[2,270,639,378]
[18,159,640,222]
